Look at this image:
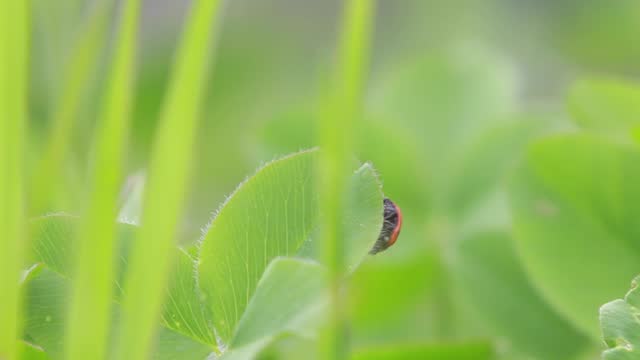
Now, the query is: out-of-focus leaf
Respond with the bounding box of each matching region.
[350,342,494,360]
[197,150,383,344]
[600,275,640,360]
[350,252,443,345]
[27,214,136,296]
[443,118,547,216]
[253,333,315,360]
[510,134,640,339]
[258,107,316,156]
[22,269,213,360]
[25,215,217,357]
[355,119,429,217]
[19,341,50,360]
[551,0,640,71]
[454,230,589,359]
[368,50,518,180]
[568,78,640,137]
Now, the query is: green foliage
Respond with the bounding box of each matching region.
[510,134,640,339]
[454,230,588,359]
[600,276,640,359]
[368,49,518,190]
[22,149,384,359]
[198,149,382,345]
[197,150,319,343]
[568,78,640,138]
[19,342,51,360]
[350,342,495,360]
[24,215,215,358]
[230,258,325,349]
[11,1,640,359]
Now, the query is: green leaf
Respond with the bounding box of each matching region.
[27,214,136,296]
[252,333,315,360]
[219,258,325,359]
[161,247,216,347]
[231,257,325,348]
[454,230,589,359]
[369,50,517,181]
[443,118,547,217]
[510,133,640,339]
[197,150,318,343]
[198,149,384,344]
[341,162,385,270]
[259,110,429,219]
[568,78,640,137]
[19,341,51,360]
[600,276,640,359]
[25,215,217,358]
[22,268,213,360]
[349,252,444,344]
[350,342,495,360]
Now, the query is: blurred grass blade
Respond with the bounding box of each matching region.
[0,0,29,358]
[317,0,375,359]
[114,0,224,358]
[64,0,141,359]
[30,0,113,214]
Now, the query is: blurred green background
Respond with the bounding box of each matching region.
[26,0,640,359]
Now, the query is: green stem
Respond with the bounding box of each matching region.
[30,0,113,214]
[0,0,29,358]
[318,1,375,359]
[113,0,224,358]
[64,0,140,359]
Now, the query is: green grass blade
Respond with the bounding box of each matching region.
[30,0,113,214]
[114,0,224,358]
[63,0,141,359]
[0,0,29,358]
[317,1,375,359]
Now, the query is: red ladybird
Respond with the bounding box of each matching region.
[369,198,403,255]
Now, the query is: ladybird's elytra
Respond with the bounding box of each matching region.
[369,198,403,255]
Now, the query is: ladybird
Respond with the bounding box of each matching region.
[369,198,403,255]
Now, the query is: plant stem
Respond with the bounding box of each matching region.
[30,0,112,214]
[0,0,29,358]
[64,0,140,359]
[318,0,375,359]
[113,0,224,358]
